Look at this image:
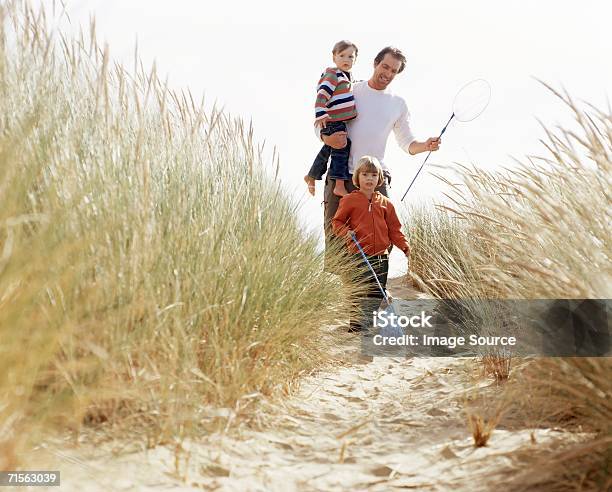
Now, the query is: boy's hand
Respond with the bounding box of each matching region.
[316,115,330,129]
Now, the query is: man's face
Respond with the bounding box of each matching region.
[370,54,403,90]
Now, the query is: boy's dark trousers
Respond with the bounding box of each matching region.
[346,254,389,332]
[307,120,351,181]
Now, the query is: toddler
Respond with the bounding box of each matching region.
[304,40,358,197]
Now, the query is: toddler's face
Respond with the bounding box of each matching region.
[333,47,356,72]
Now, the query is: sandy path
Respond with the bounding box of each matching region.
[39,280,579,491]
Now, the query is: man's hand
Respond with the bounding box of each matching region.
[322,131,348,149]
[424,137,441,152]
[408,137,441,155]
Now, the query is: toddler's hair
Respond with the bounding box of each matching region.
[332,40,358,57]
[353,156,384,188]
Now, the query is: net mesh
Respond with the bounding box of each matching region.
[453,79,491,122]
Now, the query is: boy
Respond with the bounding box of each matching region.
[332,156,410,331]
[304,40,358,198]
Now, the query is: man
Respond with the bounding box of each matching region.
[319,46,441,269]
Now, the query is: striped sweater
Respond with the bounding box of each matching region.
[315,67,358,123]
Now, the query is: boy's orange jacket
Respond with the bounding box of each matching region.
[332,190,410,256]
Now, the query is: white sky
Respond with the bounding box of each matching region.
[47,0,612,275]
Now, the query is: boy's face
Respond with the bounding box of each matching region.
[358,171,379,192]
[333,47,356,72]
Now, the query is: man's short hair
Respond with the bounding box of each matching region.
[332,40,358,57]
[374,46,406,73]
[353,156,385,188]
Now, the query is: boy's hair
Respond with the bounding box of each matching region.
[332,40,359,57]
[374,46,406,73]
[353,156,385,188]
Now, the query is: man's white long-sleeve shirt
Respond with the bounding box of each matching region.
[316,80,416,174]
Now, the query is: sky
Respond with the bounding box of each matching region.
[42,0,612,275]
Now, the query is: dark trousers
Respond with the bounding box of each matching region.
[346,254,389,331]
[323,172,391,273]
[307,121,351,181]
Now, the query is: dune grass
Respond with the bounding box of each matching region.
[0,2,356,467]
[403,84,611,489]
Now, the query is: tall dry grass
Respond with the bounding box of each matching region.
[406,203,478,299]
[404,84,611,489]
[0,2,353,467]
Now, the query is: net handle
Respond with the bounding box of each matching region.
[400,113,454,202]
[350,232,389,303]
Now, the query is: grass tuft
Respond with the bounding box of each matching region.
[481,354,512,383]
[467,412,498,448]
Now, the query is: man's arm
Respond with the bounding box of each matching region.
[322,131,348,149]
[313,123,347,148]
[394,100,442,155]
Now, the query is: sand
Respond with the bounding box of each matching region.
[31,279,583,491]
